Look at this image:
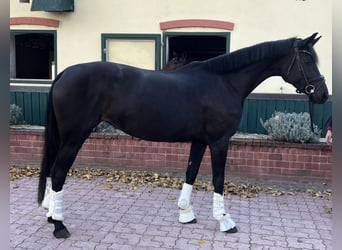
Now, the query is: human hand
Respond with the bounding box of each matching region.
[325,130,332,144]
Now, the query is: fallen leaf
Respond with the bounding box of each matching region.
[198,239,206,245]
[104,184,113,190]
[9,166,333,200]
[323,205,332,214]
[82,173,92,180]
[167,196,176,201]
[106,177,114,182]
[275,199,288,205]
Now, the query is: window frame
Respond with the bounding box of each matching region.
[10,29,57,84]
[162,32,231,66]
[101,33,161,70]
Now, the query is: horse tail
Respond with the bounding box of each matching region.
[37,72,64,205]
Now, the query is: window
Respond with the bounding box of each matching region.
[163,32,230,65]
[10,30,56,81]
[101,33,229,70]
[101,34,161,70]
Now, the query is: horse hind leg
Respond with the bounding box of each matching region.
[47,132,92,238]
[42,177,52,210]
[178,142,206,224]
[209,138,238,233]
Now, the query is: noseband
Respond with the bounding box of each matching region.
[286,42,325,132]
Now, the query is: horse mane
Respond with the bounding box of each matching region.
[204,37,297,73]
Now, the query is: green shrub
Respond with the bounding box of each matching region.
[260,111,320,143]
[10,104,24,125]
[93,121,117,133]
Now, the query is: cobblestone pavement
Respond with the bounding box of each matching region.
[10,176,332,250]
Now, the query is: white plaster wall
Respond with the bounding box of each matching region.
[10,0,332,94]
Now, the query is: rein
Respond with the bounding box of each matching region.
[286,42,324,132]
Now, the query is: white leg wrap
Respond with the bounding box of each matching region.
[42,177,51,210]
[178,183,193,209]
[213,193,236,232]
[46,188,64,221]
[178,183,196,223]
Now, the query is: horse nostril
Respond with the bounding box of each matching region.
[324,92,329,101]
[321,92,329,103]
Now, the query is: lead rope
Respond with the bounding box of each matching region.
[309,95,314,132]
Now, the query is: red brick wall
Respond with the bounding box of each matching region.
[10,128,332,182]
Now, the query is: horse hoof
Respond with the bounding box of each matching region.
[53,227,71,238]
[225,226,238,234]
[184,218,197,224]
[47,217,53,223]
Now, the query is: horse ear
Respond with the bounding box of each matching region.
[179,52,187,63]
[312,35,322,46]
[302,33,321,47]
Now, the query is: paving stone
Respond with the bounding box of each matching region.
[10,176,332,249]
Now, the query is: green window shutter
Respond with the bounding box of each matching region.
[31,0,74,12]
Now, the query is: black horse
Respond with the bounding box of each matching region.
[38,33,328,238]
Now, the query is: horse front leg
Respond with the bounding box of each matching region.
[178,142,207,224]
[209,139,238,233]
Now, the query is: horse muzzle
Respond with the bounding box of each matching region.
[310,81,329,104]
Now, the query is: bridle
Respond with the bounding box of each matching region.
[285,40,325,132]
[285,41,325,95]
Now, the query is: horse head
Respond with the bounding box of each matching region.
[283,33,329,104]
[162,51,188,71]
